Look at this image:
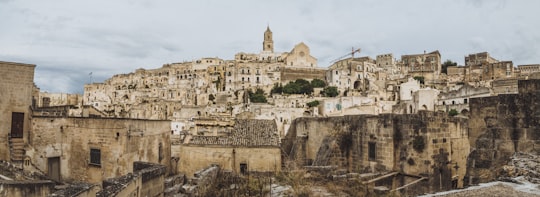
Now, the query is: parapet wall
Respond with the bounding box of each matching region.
[0,180,55,197]
[97,161,166,197]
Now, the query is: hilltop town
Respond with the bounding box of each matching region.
[1,27,540,196]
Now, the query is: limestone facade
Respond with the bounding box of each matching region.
[435,84,491,113]
[400,50,442,83]
[516,64,540,76]
[0,61,36,162]
[36,92,82,108]
[28,117,171,184]
[178,119,281,177]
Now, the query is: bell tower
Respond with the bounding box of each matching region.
[263,26,274,52]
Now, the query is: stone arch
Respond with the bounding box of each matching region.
[461,109,469,116]
[354,81,362,90]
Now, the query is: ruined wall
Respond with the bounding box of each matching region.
[97,162,166,197]
[178,146,281,177]
[0,61,35,161]
[29,117,171,184]
[50,183,99,197]
[284,111,469,191]
[466,79,540,185]
[133,162,167,196]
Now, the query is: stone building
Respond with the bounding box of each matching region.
[83,26,324,121]
[28,117,171,184]
[36,92,81,108]
[446,66,467,83]
[0,61,36,163]
[435,84,491,114]
[327,56,379,94]
[464,52,499,66]
[282,111,470,194]
[178,119,281,177]
[516,64,540,77]
[464,52,514,82]
[400,50,442,83]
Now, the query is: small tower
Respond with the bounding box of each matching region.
[263,26,274,52]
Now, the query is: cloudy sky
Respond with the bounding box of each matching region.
[1,0,539,93]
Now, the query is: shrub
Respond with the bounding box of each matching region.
[306,100,320,107]
[448,109,458,116]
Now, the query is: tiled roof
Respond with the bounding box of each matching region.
[189,119,279,146]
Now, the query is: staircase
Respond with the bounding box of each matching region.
[9,137,25,162]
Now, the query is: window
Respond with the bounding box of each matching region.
[90,148,101,166]
[158,143,163,162]
[368,142,376,160]
[240,163,248,174]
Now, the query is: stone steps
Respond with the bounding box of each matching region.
[9,138,25,161]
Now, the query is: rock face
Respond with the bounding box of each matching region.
[466,79,540,185]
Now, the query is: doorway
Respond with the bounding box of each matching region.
[48,157,61,182]
[11,112,24,138]
[240,163,248,174]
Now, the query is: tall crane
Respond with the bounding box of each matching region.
[330,47,361,64]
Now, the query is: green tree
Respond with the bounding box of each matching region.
[442,60,457,74]
[248,88,267,103]
[295,79,313,94]
[306,100,320,107]
[270,83,283,94]
[282,79,314,95]
[283,82,300,94]
[448,109,458,116]
[208,94,215,101]
[322,86,339,97]
[310,79,326,88]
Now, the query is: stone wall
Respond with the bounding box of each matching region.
[465,79,540,185]
[0,61,35,161]
[178,119,281,177]
[97,161,166,197]
[134,162,167,196]
[283,111,469,192]
[178,146,281,178]
[280,67,326,84]
[0,180,55,197]
[29,117,171,183]
[50,183,99,197]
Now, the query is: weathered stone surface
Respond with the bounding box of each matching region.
[0,61,35,162]
[466,79,540,185]
[29,117,171,184]
[0,180,55,197]
[283,111,470,195]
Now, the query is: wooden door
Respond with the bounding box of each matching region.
[10,112,24,138]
